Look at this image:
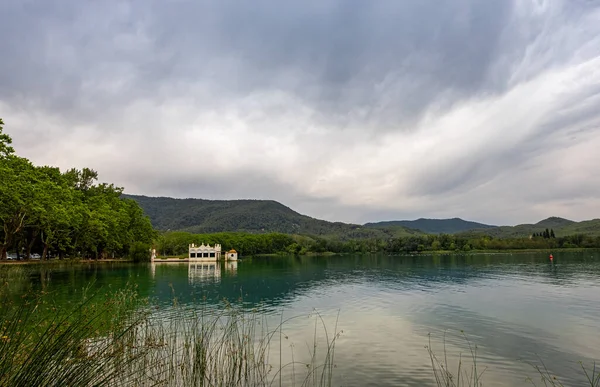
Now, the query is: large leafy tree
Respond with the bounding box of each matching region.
[0,118,156,260]
[0,156,37,259]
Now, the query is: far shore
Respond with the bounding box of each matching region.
[1,247,599,265]
[0,258,134,265]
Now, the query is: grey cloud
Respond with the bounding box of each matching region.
[122,167,361,222]
[1,0,599,225]
[1,0,516,128]
[141,0,516,126]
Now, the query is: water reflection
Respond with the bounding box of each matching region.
[188,262,221,284]
[186,260,238,284]
[3,252,600,386]
[224,260,237,274]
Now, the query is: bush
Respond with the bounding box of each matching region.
[129,242,151,263]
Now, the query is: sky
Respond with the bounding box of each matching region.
[1,0,599,226]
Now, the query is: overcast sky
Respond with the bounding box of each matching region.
[1,0,599,226]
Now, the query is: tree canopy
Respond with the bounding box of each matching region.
[0,119,156,260]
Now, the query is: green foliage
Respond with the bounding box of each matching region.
[158,230,600,257]
[0,285,145,387]
[0,118,15,158]
[458,218,600,239]
[0,284,340,387]
[129,242,151,263]
[0,119,156,260]
[157,231,297,257]
[125,194,423,239]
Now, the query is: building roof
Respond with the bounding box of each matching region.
[228,249,237,253]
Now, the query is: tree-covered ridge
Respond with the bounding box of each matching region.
[126,194,600,241]
[457,217,600,239]
[0,119,156,260]
[364,217,496,234]
[124,194,423,239]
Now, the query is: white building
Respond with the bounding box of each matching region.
[226,249,238,261]
[189,243,222,261]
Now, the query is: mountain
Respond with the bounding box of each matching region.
[125,194,600,239]
[457,217,600,238]
[559,219,600,236]
[364,218,496,234]
[534,217,575,229]
[123,194,423,239]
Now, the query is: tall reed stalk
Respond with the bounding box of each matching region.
[0,285,341,387]
[426,330,599,387]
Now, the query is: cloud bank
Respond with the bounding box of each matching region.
[1,0,599,225]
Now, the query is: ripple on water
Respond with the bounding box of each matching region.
[8,253,599,387]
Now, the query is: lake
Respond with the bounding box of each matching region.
[3,251,600,386]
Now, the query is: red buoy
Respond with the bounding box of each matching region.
[549,254,554,260]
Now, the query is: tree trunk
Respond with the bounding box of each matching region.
[42,244,49,261]
[0,246,6,260]
[26,229,39,259]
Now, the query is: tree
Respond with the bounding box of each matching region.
[129,241,151,263]
[63,168,99,192]
[0,120,156,260]
[0,156,37,259]
[550,229,555,238]
[35,167,78,260]
[0,118,15,158]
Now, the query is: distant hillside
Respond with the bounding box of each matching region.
[457,217,600,238]
[123,195,600,240]
[124,194,423,239]
[364,218,495,234]
[534,217,575,229]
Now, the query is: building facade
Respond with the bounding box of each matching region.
[189,243,222,261]
[226,249,238,261]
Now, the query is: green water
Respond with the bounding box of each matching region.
[2,252,600,386]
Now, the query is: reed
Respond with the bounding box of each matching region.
[426,331,599,387]
[2,281,597,387]
[0,286,341,387]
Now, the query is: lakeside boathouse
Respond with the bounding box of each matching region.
[188,243,238,261]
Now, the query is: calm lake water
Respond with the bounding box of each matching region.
[4,252,600,386]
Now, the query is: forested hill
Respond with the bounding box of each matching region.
[124,194,600,240]
[123,194,423,239]
[364,218,496,234]
[456,217,600,238]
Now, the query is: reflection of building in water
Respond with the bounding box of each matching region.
[150,262,156,278]
[225,260,238,274]
[188,244,239,261]
[189,243,221,261]
[188,262,221,283]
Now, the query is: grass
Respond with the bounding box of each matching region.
[0,284,341,387]
[426,331,600,387]
[525,360,600,387]
[0,285,145,387]
[426,332,486,387]
[1,280,598,387]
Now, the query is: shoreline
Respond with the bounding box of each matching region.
[0,258,134,265]
[1,247,599,265]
